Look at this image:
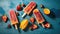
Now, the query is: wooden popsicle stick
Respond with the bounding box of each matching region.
[22,13,26,18]
[39,23,45,28]
[15,24,18,30]
[41,23,45,28]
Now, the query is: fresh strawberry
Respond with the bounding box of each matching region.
[32,24,37,30]
[44,23,50,28]
[30,17,35,23]
[29,24,38,30]
[16,5,21,11]
[2,15,8,22]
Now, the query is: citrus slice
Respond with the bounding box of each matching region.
[43,8,50,15]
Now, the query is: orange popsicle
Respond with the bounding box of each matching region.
[9,10,18,29]
[22,1,36,17]
[33,9,45,27]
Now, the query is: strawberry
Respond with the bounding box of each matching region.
[29,24,38,30]
[16,5,21,11]
[32,24,37,30]
[30,17,35,23]
[44,23,50,28]
[2,15,8,22]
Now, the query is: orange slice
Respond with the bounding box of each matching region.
[43,8,50,15]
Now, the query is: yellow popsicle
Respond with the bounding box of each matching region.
[20,19,28,30]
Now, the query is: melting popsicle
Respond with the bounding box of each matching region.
[9,10,18,29]
[22,1,36,17]
[33,9,45,27]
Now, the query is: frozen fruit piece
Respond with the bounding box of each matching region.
[30,17,35,23]
[29,24,38,30]
[32,24,37,30]
[2,15,8,22]
[16,5,21,11]
[44,23,50,28]
[20,19,28,30]
[43,8,50,15]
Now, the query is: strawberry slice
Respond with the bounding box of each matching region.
[44,23,50,28]
[32,24,37,30]
[30,17,35,23]
[2,15,8,22]
[29,24,38,30]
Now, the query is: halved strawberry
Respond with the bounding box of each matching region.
[32,24,37,30]
[44,23,50,28]
[30,17,35,23]
[29,24,38,30]
[2,15,8,22]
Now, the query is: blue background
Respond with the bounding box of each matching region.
[0,0,60,34]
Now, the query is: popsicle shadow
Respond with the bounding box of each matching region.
[47,9,56,19]
[47,8,60,19]
[58,22,60,25]
[0,16,2,23]
[17,17,21,32]
[23,22,32,32]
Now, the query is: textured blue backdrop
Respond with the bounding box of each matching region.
[0,0,60,34]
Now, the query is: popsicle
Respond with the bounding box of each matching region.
[22,1,36,17]
[20,19,28,30]
[33,9,45,27]
[9,10,18,29]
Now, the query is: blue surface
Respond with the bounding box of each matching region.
[0,0,60,34]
